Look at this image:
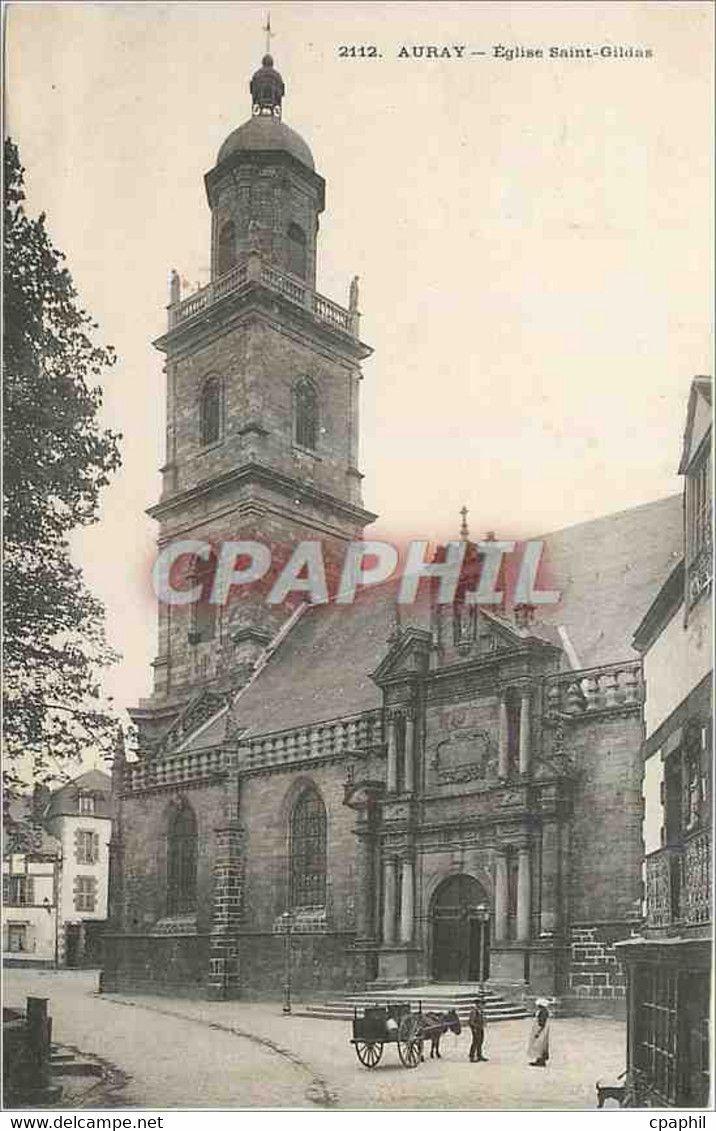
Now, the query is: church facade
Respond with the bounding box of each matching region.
[103,55,684,1013]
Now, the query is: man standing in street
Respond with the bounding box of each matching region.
[468,997,487,1062]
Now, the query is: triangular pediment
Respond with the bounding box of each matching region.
[371,627,432,685]
[474,609,524,650]
[158,689,232,754]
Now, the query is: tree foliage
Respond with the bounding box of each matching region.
[3,138,123,784]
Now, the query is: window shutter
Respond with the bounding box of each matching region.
[26,877,34,905]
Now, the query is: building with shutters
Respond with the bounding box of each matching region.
[617,377,712,1106]
[103,53,692,1014]
[44,770,114,967]
[2,796,61,968]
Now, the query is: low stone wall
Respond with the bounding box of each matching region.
[101,933,210,998]
[238,930,364,999]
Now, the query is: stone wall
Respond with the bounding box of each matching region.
[238,930,364,999]
[568,710,644,925]
[168,317,359,504]
[240,761,358,936]
[102,932,210,997]
[565,922,633,1015]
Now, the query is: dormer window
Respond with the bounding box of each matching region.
[79,793,95,816]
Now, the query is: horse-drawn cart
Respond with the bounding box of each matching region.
[350,1002,423,1069]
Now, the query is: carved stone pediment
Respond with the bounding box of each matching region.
[158,689,231,754]
[371,628,432,686]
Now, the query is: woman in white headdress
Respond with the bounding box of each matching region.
[527,1000,550,1066]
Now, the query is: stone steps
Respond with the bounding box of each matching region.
[296,984,531,1023]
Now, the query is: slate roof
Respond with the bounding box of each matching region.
[232,579,429,740]
[3,797,61,857]
[227,494,683,740]
[537,494,683,669]
[45,769,114,820]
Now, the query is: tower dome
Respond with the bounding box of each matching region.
[216,53,315,170]
[217,115,315,170]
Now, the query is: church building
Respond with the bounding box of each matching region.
[103,54,685,1014]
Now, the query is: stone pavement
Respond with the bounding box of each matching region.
[4,969,627,1110]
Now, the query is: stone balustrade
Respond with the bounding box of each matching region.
[168,258,355,336]
[241,710,384,772]
[544,660,643,717]
[123,709,382,793]
[123,747,227,795]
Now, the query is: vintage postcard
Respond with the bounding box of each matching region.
[3,0,713,1118]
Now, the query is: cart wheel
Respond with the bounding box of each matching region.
[355,1041,384,1068]
[397,1038,421,1068]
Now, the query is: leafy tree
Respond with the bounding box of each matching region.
[3,138,123,785]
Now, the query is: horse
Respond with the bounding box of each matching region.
[414,1008,462,1060]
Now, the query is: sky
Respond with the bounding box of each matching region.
[6,1,713,720]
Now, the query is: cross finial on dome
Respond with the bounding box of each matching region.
[263,12,274,58]
[250,20,285,118]
[459,505,470,542]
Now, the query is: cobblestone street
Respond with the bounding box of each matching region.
[5,969,627,1110]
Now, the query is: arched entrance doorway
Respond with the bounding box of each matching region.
[431,874,490,983]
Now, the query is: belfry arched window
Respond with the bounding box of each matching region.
[290,787,327,909]
[189,549,218,645]
[200,376,223,447]
[295,378,318,451]
[287,222,307,279]
[167,801,197,916]
[218,220,237,277]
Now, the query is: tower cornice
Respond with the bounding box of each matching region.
[147,458,378,530]
[205,148,325,211]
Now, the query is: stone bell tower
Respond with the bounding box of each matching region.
[134,52,376,744]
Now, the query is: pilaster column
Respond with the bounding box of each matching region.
[540,821,560,935]
[404,712,415,795]
[208,768,244,1000]
[494,849,509,942]
[399,857,414,945]
[498,695,509,778]
[519,689,531,775]
[382,857,397,945]
[516,844,532,942]
[355,822,376,940]
[386,716,398,793]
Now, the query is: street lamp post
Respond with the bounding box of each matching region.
[475,903,489,999]
[282,910,293,1015]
